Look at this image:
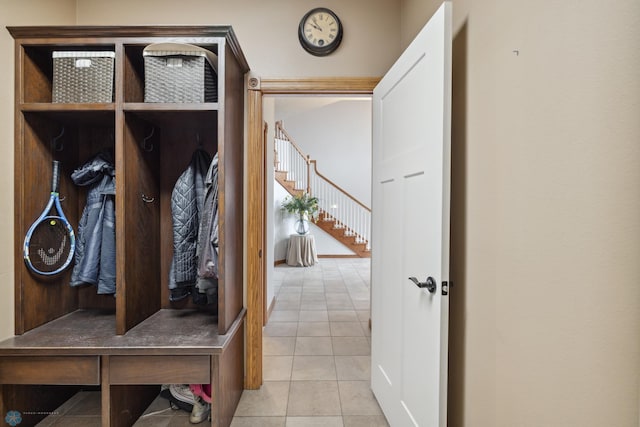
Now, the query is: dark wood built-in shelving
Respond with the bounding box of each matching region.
[0,26,249,427]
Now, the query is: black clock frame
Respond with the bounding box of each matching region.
[298,7,343,57]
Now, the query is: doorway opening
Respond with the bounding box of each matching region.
[264,94,372,306]
[246,78,379,389]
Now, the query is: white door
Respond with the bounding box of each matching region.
[371,2,452,426]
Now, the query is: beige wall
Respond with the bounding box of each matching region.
[75,0,401,77]
[0,0,76,340]
[402,0,640,426]
[1,0,639,425]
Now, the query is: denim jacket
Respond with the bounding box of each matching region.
[70,150,116,295]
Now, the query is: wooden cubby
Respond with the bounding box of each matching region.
[0,26,249,427]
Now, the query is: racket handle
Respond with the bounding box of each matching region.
[51,160,61,193]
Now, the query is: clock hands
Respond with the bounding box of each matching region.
[311,17,323,32]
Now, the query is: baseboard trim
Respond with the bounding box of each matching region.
[318,254,360,259]
[275,255,362,268]
[266,296,276,324]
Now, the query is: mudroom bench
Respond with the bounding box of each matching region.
[0,309,245,426]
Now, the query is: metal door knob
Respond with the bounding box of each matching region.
[408,276,437,293]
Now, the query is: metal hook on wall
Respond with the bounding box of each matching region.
[141,193,155,203]
[52,127,65,152]
[142,127,155,152]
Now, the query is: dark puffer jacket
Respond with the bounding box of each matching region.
[195,153,219,305]
[70,150,116,295]
[169,149,211,301]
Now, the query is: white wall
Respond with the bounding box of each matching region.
[309,222,355,256]
[272,182,294,262]
[275,97,372,206]
[264,97,277,310]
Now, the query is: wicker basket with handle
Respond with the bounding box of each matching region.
[143,43,218,103]
[52,51,115,103]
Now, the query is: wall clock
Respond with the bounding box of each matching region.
[298,7,343,56]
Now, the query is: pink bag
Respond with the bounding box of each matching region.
[189,384,212,404]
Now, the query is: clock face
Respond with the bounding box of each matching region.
[299,8,343,56]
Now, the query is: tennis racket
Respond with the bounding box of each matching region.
[23,160,76,276]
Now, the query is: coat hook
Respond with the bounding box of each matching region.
[52,126,65,152]
[142,127,155,152]
[196,132,202,148]
[141,193,155,203]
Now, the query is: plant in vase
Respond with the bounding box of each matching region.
[281,192,319,235]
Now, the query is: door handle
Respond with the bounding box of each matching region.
[408,276,437,294]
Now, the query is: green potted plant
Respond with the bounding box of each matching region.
[281,192,319,235]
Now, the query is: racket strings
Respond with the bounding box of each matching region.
[29,220,72,273]
[37,235,67,266]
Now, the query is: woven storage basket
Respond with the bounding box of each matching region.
[143,43,218,103]
[52,51,115,103]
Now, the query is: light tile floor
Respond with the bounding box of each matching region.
[231,258,388,427]
[34,258,385,427]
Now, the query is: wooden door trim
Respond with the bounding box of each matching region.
[245,76,379,389]
[259,77,380,94]
[246,87,263,389]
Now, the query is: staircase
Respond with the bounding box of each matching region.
[274,121,371,258]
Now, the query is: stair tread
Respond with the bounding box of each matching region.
[275,162,370,258]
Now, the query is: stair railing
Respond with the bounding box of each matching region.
[275,123,310,193]
[275,121,371,250]
[309,160,371,249]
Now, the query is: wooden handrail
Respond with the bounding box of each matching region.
[275,121,308,161]
[309,160,371,212]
